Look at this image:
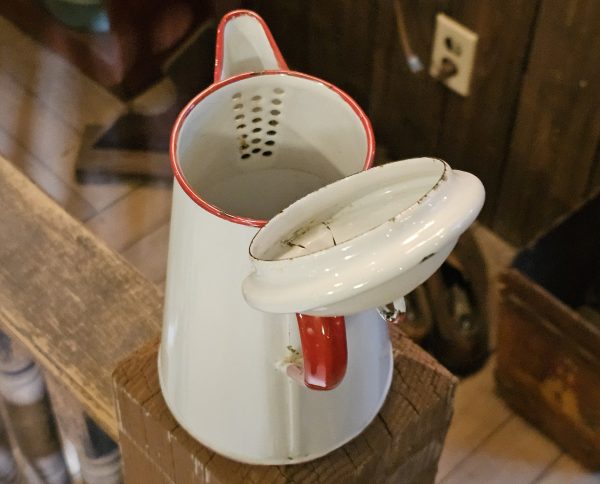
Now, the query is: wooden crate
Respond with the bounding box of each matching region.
[496,192,600,469]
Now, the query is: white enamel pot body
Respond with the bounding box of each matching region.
[158,10,393,465]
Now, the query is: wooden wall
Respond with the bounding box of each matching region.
[245,0,600,246]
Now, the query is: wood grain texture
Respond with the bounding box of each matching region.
[121,222,171,284]
[0,64,135,214]
[437,0,540,223]
[369,0,446,160]
[0,8,593,481]
[245,0,597,246]
[436,356,512,481]
[84,184,172,253]
[76,145,172,183]
[244,0,309,72]
[439,415,561,484]
[468,224,515,347]
[497,270,600,470]
[0,0,125,90]
[243,1,374,120]
[0,17,124,130]
[0,156,161,440]
[307,1,375,108]
[0,126,96,221]
[493,0,600,244]
[114,326,457,484]
[587,146,600,197]
[537,454,600,484]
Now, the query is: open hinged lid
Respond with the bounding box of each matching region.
[242,157,485,316]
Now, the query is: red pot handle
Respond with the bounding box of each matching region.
[296,314,347,391]
[214,9,288,82]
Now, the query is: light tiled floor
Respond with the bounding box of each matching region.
[0,16,598,484]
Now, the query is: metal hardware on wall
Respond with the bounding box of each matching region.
[430,13,478,96]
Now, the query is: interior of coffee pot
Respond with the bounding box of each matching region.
[174,73,370,221]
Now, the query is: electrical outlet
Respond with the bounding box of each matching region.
[430,14,478,96]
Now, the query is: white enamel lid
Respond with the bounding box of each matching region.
[242,157,485,316]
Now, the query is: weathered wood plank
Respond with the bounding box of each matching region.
[586,144,600,197]
[537,454,600,484]
[0,17,125,130]
[0,0,124,91]
[307,1,375,108]
[440,414,561,484]
[85,184,172,253]
[497,271,600,469]
[436,357,512,481]
[0,68,136,213]
[437,0,540,223]
[76,146,172,183]
[121,222,171,284]
[0,156,161,440]
[0,126,96,221]
[468,224,515,346]
[369,0,446,160]
[493,0,600,245]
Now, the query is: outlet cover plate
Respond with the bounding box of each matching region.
[430,13,479,96]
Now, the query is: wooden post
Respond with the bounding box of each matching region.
[0,331,69,483]
[44,375,123,483]
[114,325,457,484]
[0,414,19,483]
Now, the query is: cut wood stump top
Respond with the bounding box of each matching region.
[114,326,457,483]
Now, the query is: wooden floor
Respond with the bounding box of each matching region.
[0,17,598,484]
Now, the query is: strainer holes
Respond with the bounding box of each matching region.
[234,103,243,110]
[241,143,249,150]
[273,88,284,94]
[252,117,262,123]
[252,148,261,154]
[270,109,280,116]
[235,114,244,120]
[265,140,275,146]
[272,99,282,105]
[232,93,242,100]
[263,151,273,157]
[252,127,262,133]
[252,107,262,113]
[241,153,251,160]
[236,124,246,129]
[241,134,248,139]
[251,138,261,144]
[267,130,276,135]
[268,120,279,126]
[251,95,262,101]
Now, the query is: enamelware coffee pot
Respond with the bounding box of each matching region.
[159,9,484,465]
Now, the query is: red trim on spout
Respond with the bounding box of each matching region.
[214,9,289,82]
[169,9,375,228]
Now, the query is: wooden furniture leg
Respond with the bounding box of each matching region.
[0,332,69,483]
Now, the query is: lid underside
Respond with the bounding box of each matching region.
[244,158,484,315]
